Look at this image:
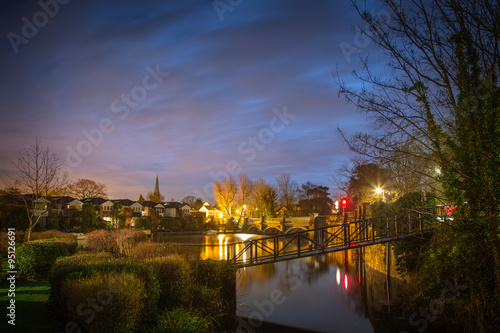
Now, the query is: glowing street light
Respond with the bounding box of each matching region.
[375,187,385,201]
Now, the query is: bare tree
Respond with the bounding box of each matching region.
[213,176,237,217]
[237,174,253,209]
[66,178,107,199]
[11,138,67,241]
[276,173,298,213]
[336,0,500,322]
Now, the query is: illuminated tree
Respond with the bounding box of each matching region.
[213,176,237,217]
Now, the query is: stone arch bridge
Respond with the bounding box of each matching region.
[243,215,338,235]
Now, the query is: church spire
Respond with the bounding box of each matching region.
[151,175,161,203]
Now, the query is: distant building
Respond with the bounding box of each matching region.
[163,202,191,219]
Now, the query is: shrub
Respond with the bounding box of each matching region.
[149,308,211,333]
[30,230,77,241]
[1,230,26,257]
[54,251,114,267]
[17,240,68,280]
[62,271,147,333]
[189,260,237,297]
[84,229,148,256]
[52,238,78,255]
[84,230,118,254]
[134,218,152,230]
[187,260,237,327]
[115,229,148,257]
[129,242,200,261]
[130,243,178,261]
[146,255,191,309]
[48,258,159,327]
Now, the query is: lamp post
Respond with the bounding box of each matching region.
[375,187,385,201]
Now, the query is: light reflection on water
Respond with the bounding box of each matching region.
[153,233,406,332]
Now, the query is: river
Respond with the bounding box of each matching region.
[154,233,446,333]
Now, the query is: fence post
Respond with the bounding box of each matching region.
[372,221,375,243]
[297,234,301,256]
[274,237,278,261]
[386,217,390,237]
[343,213,350,247]
[249,240,253,263]
[395,216,398,235]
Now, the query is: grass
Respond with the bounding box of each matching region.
[1,259,60,333]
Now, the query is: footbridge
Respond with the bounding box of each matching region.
[228,211,438,267]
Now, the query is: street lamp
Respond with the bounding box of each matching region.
[375,187,385,201]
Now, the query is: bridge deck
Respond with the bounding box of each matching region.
[232,230,427,267]
[228,217,435,267]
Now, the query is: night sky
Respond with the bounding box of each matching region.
[0,0,380,202]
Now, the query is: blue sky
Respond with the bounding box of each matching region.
[0,0,381,202]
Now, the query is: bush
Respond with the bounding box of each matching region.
[189,260,237,298]
[54,251,114,267]
[146,255,191,309]
[30,230,77,241]
[17,240,69,280]
[115,229,148,257]
[84,229,148,256]
[62,271,147,333]
[187,260,237,325]
[134,218,152,230]
[52,238,78,254]
[129,242,200,261]
[48,258,160,327]
[149,308,211,333]
[84,230,118,254]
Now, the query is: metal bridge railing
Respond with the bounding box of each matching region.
[227,215,436,267]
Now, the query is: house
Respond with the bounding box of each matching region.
[199,202,222,219]
[163,202,191,219]
[68,199,84,210]
[141,200,165,217]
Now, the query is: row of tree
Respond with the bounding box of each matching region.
[211,173,334,218]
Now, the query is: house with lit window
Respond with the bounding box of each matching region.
[141,200,165,217]
[199,202,222,219]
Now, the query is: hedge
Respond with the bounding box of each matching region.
[30,230,77,241]
[148,308,211,333]
[17,240,69,280]
[62,271,147,332]
[145,257,237,329]
[48,258,160,328]
[145,255,191,309]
